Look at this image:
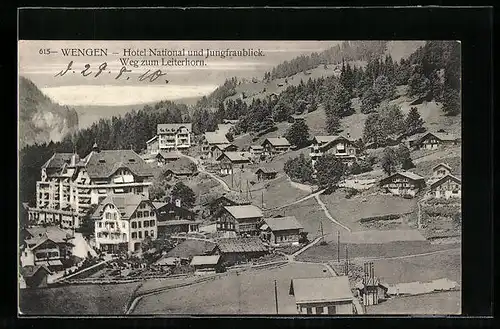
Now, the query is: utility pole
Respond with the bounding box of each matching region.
[345,245,349,275]
[337,231,340,263]
[261,191,264,208]
[320,220,324,243]
[274,280,279,314]
[231,166,234,188]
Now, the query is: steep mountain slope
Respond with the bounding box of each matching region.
[19,77,79,148]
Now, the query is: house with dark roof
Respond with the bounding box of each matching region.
[216,152,252,175]
[162,157,198,178]
[216,205,264,236]
[91,193,157,253]
[255,168,278,181]
[214,237,269,265]
[20,265,52,288]
[260,216,304,246]
[379,172,426,197]
[429,174,461,199]
[165,239,217,263]
[261,137,291,156]
[289,276,354,315]
[142,151,182,166]
[310,135,357,168]
[30,144,154,229]
[211,143,238,161]
[154,200,201,237]
[202,194,252,219]
[413,132,461,150]
[202,132,231,159]
[20,226,75,271]
[157,123,193,152]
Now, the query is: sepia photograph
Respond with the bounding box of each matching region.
[18,40,462,316]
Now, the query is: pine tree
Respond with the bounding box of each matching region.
[381,147,397,176]
[331,84,353,117]
[442,87,461,116]
[373,75,396,101]
[171,182,196,209]
[285,120,310,148]
[408,67,431,99]
[360,87,380,114]
[404,107,425,136]
[326,111,341,135]
[315,155,347,189]
[363,113,385,145]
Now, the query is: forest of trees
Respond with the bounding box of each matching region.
[20,41,460,205]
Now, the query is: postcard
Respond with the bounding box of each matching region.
[18,40,462,316]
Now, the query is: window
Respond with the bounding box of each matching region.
[145,231,149,237]
[132,232,137,239]
[138,221,142,228]
[98,222,102,228]
[144,221,149,228]
[132,222,137,229]
[327,306,336,315]
[122,233,127,240]
[187,215,191,220]
[105,212,111,219]
[122,222,126,228]
[306,307,313,315]
[113,213,118,220]
[137,187,143,193]
[316,307,324,314]
[138,231,142,239]
[175,215,180,220]
[144,211,149,217]
[150,220,155,226]
[150,230,154,237]
[137,211,143,218]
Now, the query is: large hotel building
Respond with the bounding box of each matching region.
[27,143,154,229]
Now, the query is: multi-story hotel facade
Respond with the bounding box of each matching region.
[27,144,154,229]
[157,123,193,152]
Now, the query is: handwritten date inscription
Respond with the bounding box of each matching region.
[55,61,169,83]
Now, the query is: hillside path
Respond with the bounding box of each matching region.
[314,194,352,232]
[181,154,231,192]
[267,189,325,211]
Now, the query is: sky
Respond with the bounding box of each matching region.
[19,40,341,106]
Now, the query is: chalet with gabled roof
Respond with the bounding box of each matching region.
[429,174,461,199]
[310,135,357,168]
[216,205,264,236]
[217,152,252,176]
[255,167,278,181]
[260,216,303,246]
[261,137,291,156]
[379,172,426,197]
[153,200,201,237]
[413,132,460,150]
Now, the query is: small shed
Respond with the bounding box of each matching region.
[355,278,388,306]
[190,255,221,274]
[20,265,52,288]
[255,168,278,181]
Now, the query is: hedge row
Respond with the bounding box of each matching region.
[359,214,401,223]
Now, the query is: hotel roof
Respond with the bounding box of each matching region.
[290,276,353,304]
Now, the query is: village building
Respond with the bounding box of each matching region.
[379,172,426,197]
[397,132,426,149]
[355,278,388,306]
[261,137,291,156]
[20,226,75,271]
[310,135,357,168]
[249,145,264,159]
[91,193,157,253]
[28,145,154,228]
[216,204,264,236]
[157,123,193,152]
[213,237,269,265]
[211,143,238,161]
[429,174,461,199]
[154,256,181,270]
[413,132,461,150]
[146,135,159,155]
[431,163,453,179]
[260,216,304,246]
[289,276,355,315]
[216,123,235,136]
[201,132,231,159]
[154,200,201,237]
[19,265,52,289]
[255,167,278,181]
[202,194,251,219]
[162,157,198,179]
[190,255,221,274]
[142,151,182,166]
[216,152,252,176]
[165,239,217,265]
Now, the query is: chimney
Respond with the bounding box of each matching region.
[175,199,181,208]
[70,153,78,166]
